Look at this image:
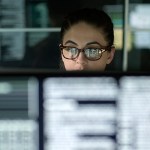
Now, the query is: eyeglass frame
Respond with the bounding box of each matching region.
[59,43,114,61]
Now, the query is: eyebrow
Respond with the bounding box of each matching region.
[64,40,78,46]
[64,40,102,47]
[85,41,102,46]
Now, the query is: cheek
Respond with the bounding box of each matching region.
[88,62,106,71]
[88,57,108,71]
[62,57,75,70]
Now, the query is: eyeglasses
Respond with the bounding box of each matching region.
[59,44,112,61]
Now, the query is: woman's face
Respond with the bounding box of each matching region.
[61,22,115,71]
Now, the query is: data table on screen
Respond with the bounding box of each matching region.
[0,77,39,150]
[43,76,150,150]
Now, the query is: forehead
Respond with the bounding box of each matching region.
[63,22,107,46]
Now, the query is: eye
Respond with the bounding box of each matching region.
[85,48,100,56]
[65,47,78,55]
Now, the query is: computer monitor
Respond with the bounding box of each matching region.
[42,71,150,150]
[0,71,150,150]
[0,74,39,150]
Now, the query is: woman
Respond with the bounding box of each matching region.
[59,8,115,71]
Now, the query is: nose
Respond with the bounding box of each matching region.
[76,52,87,64]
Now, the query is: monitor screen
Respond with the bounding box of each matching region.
[42,72,150,150]
[0,75,39,150]
[0,71,150,150]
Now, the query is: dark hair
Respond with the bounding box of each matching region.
[60,8,114,49]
